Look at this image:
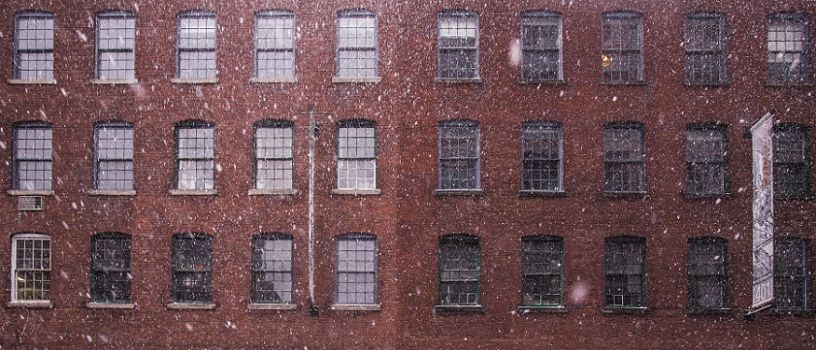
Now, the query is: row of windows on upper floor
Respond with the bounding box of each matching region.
[8,119,813,199]
[8,232,811,313]
[6,9,814,86]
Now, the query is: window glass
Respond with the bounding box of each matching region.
[91,233,132,303]
[176,122,215,190]
[14,12,54,81]
[521,236,563,306]
[439,121,480,190]
[255,10,295,79]
[438,11,479,79]
[521,12,562,81]
[688,238,727,309]
[337,10,378,78]
[684,13,726,85]
[686,125,727,195]
[177,11,217,80]
[252,234,293,303]
[12,234,51,302]
[14,122,53,191]
[172,233,213,303]
[255,121,293,190]
[768,13,811,85]
[603,123,645,193]
[337,121,377,190]
[522,121,562,191]
[97,11,136,81]
[95,122,134,190]
[336,234,377,304]
[439,235,480,305]
[601,12,643,84]
[604,237,645,307]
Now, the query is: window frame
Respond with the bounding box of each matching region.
[686,237,728,311]
[93,121,135,191]
[336,119,378,191]
[604,236,646,309]
[12,121,53,191]
[437,10,480,81]
[253,10,296,81]
[251,233,294,304]
[335,233,378,305]
[174,120,216,191]
[171,232,214,304]
[767,12,812,86]
[11,233,52,303]
[774,237,811,312]
[773,123,812,199]
[12,10,55,82]
[600,11,644,85]
[437,119,481,192]
[602,121,646,194]
[335,9,379,80]
[94,10,137,82]
[521,120,564,193]
[90,232,132,304]
[520,235,564,307]
[685,123,728,197]
[175,10,217,81]
[253,119,294,191]
[438,234,481,307]
[683,12,727,86]
[520,11,563,82]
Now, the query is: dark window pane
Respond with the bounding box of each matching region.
[439,236,480,305]
[605,237,645,307]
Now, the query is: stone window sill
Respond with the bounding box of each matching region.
[7,79,57,85]
[332,76,381,84]
[518,305,568,313]
[601,306,649,314]
[7,300,52,308]
[170,189,218,196]
[434,77,482,84]
[166,302,216,310]
[171,78,218,84]
[87,190,136,196]
[599,81,647,86]
[7,190,54,196]
[331,188,382,196]
[601,191,648,199]
[683,192,732,200]
[519,79,567,85]
[518,190,567,198]
[250,77,297,84]
[770,308,815,316]
[434,304,484,313]
[248,189,299,196]
[247,303,297,310]
[765,82,814,88]
[86,302,135,309]
[686,307,732,315]
[684,82,729,88]
[90,79,138,85]
[330,303,381,311]
[435,189,484,196]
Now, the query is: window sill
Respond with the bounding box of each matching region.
[765,82,814,88]
[776,193,814,201]
[601,306,649,314]
[248,189,299,196]
[434,304,484,313]
[7,189,54,196]
[169,189,218,196]
[599,81,647,86]
[87,189,136,196]
[331,188,382,196]
[7,79,57,85]
[518,305,568,314]
[7,300,52,309]
[90,79,138,85]
[247,303,297,310]
[435,189,484,196]
[518,190,567,198]
[434,77,482,84]
[601,191,648,199]
[331,76,382,84]
[682,192,731,200]
[770,308,815,316]
[250,77,297,84]
[686,307,732,315]
[86,302,135,309]
[330,303,381,311]
[166,302,216,310]
[518,79,567,85]
[684,82,729,88]
[171,78,218,84]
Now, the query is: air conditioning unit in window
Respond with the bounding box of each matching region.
[18,196,44,211]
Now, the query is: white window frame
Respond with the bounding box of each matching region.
[684,12,727,86]
[253,10,296,82]
[767,12,812,85]
[254,120,294,191]
[336,120,378,191]
[13,121,53,191]
[334,9,379,81]
[520,11,563,82]
[175,10,217,82]
[521,121,563,192]
[437,120,481,191]
[335,234,378,305]
[437,10,480,81]
[601,11,644,84]
[11,233,52,303]
[13,11,55,82]
[94,10,137,83]
[94,121,135,191]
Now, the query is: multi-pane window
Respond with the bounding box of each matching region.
[13,122,52,191]
[13,11,54,81]
[96,11,136,81]
[11,233,51,302]
[603,123,645,193]
[177,11,217,80]
[601,12,644,84]
[94,122,134,191]
[686,124,727,196]
[252,234,293,304]
[438,120,480,190]
[521,236,564,306]
[773,124,811,198]
[336,234,377,305]
[172,233,213,303]
[604,236,646,307]
[522,121,563,192]
[336,10,378,79]
[337,120,377,190]
[688,237,727,310]
[175,120,215,191]
[521,11,562,82]
[438,11,479,80]
[767,13,812,85]
[439,235,480,306]
[91,233,132,303]
[255,120,293,190]
[684,12,726,85]
[254,10,295,80]
[775,237,811,311]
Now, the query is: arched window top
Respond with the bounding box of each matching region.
[523,120,561,129]
[14,120,51,128]
[439,119,479,127]
[687,11,724,19]
[774,122,809,132]
[15,10,53,18]
[440,233,479,244]
[605,121,643,129]
[257,9,293,17]
[337,119,376,128]
[523,234,563,243]
[95,120,133,128]
[522,10,561,18]
[254,232,292,240]
[93,232,131,239]
[688,236,727,243]
[606,235,645,243]
[254,119,292,128]
[338,8,375,16]
[439,9,478,17]
[97,9,134,17]
[178,9,215,18]
[687,121,726,130]
[173,232,212,240]
[12,232,50,240]
[769,11,808,20]
[176,119,214,128]
[602,10,642,18]
[337,232,376,240]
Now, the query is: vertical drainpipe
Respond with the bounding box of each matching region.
[307,105,319,316]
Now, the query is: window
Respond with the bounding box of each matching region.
[95,11,136,81]
[775,237,810,311]
[254,120,293,190]
[603,122,645,193]
[439,235,480,306]
[175,120,215,191]
[521,236,564,306]
[13,121,52,191]
[172,233,213,303]
[11,233,51,302]
[604,236,645,308]
[176,11,217,80]
[773,124,811,198]
[687,237,727,310]
[767,13,812,85]
[13,11,54,81]
[254,10,295,80]
[91,233,132,303]
[336,234,377,305]
[251,234,293,304]
[438,11,479,80]
[520,11,562,82]
[522,121,563,192]
[94,122,134,191]
[686,124,727,196]
[438,120,480,190]
[601,12,643,84]
[336,10,378,79]
[337,120,377,190]
[684,12,726,85]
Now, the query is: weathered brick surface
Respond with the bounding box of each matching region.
[1,0,815,349]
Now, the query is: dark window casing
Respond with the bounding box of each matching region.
[604,236,646,307]
[439,235,481,306]
[91,233,132,303]
[521,236,564,306]
[172,233,213,303]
